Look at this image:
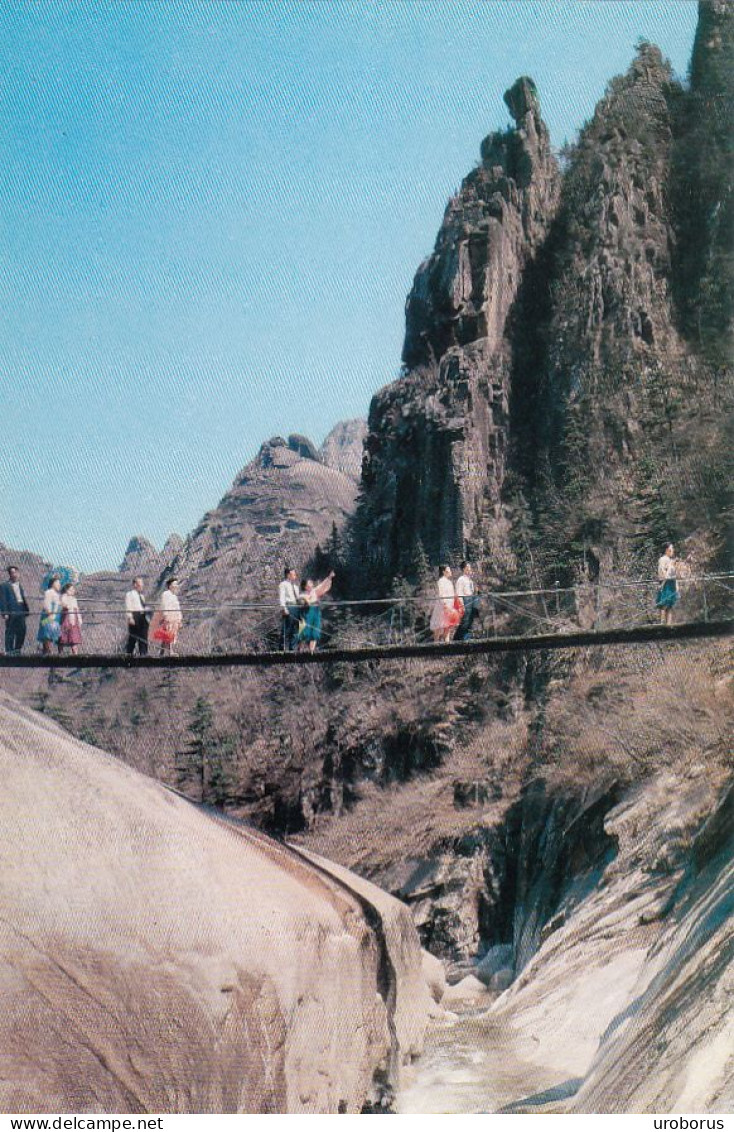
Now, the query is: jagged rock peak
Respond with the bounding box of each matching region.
[161,533,183,563]
[118,535,159,575]
[676,0,733,364]
[162,431,359,610]
[405,74,559,371]
[319,419,368,482]
[503,75,540,123]
[119,533,182,578]
[592,42,673,131]
[287,434,321,462]
[543,42,678,367]
[355,77,560,584]
[509,30,732,578]
[257,434,321,468]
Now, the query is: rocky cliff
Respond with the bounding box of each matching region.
[167,436,356,594]
[355,77,560,586]
[395,766,733,1114]
[354,6,732,590]
[0,692,432,1113]
[514,39,730,580]
[486,774,734,1114]
[674,0,733,367]
[146,435,358,648]
[118,533,183,581]
[319,419,368,482]
[568,786,733,1112]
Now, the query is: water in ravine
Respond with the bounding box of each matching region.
[395,1002,560,1114]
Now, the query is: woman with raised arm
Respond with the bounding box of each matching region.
[297,571,335,653]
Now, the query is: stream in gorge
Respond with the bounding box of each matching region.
[396,999,562,1114]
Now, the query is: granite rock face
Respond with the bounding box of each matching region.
[512,44,714,575]
[394,766,733,1114]
[528,27,731,577]
[118,534,181,581]
[162,437,358,647]
[569,797,734,1112]
[356,78,561,585]
[319,419,368,482]
[355,17,732,588]
[674,0,734,365]
[0,543,50,582]
[487,774,734,1114]
[0,693,432,1113]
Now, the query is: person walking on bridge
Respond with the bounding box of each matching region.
[125,577,149,656]
[298,572,334,653]
[150,578,183,656]
[454,561,478,641]
[58,582,82,655]
[0,565,29,655]
[37,576,62,654]
[656,543,680,626]
[278,567,300,652]
[430,565,462,643]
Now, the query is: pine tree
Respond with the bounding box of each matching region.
[206,734,237,808]
[177,695,215,801]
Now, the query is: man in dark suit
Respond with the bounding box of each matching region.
[0,565,30,655]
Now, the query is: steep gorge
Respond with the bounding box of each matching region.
[2,3,732,1114]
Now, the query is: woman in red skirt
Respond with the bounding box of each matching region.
[429,565,462,643]
[58,582,82,655]
[150,577,183,656]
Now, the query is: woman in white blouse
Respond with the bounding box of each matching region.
[150,578,183,655]
[429,565,461,643]
[58,582,82,655]
[655,543,680,626]
[37,576,62,654]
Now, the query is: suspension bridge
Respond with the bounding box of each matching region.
[1,573,731,667]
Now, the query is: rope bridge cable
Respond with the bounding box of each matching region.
[16,573,734,614]
[9,574,732,658]
[1,620,730,668]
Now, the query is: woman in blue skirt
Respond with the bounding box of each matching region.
[298,571,335,653]
[655,543,679,626]
[37,575,62,653]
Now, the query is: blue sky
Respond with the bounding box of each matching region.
[0,1,698,571]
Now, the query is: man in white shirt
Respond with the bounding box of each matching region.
[454,561,477,641]
[124,577,149,655]
[278,567,301,652]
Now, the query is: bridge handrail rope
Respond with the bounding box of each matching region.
[14,572,734,615]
